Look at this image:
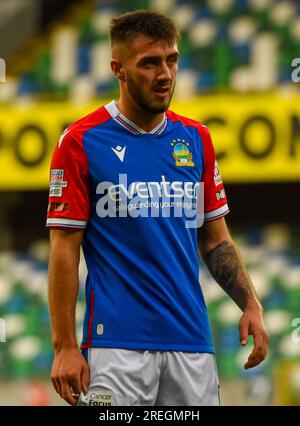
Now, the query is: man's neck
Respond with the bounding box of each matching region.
[116,98,165,133]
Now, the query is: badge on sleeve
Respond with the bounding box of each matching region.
[49,169,68,197]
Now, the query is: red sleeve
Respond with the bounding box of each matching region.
[46,129,90,229]
[198,125,230,222]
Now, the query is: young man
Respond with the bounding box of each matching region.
[47,11,269,406]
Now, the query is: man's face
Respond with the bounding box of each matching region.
[116,36,179,113]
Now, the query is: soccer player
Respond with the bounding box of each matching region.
[47,11,269,406]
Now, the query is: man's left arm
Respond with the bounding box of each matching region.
[198,217,269,369]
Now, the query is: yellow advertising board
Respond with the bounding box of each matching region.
[0,94,299,190]
[173,94,300,184]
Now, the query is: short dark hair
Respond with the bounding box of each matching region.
[110,10,180,46]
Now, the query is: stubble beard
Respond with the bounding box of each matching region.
[126,75,175,114]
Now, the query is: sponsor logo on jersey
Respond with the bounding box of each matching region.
[111,145,126,162]
[96,174,204,228]
[171,139,194,167]
[49,169,68,197]
[214,161,223,186]
[103,175,199,202]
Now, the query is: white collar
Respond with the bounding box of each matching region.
[105,100,167,135]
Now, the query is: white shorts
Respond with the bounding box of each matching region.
[78,348,220,406]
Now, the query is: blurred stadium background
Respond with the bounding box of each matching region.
[0,0,300,406]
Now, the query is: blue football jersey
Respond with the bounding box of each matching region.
[47,100,229,352]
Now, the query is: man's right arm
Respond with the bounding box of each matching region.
[48,228,89,406]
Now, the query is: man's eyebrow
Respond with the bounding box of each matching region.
[139,52,179,62]
[168,52,179,59]
[137,52,179,63]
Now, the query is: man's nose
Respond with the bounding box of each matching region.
[158,62,172,80]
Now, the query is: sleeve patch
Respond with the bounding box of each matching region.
[49,169,68,197]
[216,189,226,201]
[214,161,223,186]
[48,202,70,213]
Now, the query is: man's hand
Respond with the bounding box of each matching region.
[238,306,269,369]
[51,347,90,405]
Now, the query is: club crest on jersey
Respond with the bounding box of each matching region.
[171,139,194,167]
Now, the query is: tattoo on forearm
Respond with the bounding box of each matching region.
[203,240,259,311]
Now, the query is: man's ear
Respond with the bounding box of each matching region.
[111,59,126,82]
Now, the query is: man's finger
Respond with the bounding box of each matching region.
[254,332,268,358]
[51,376,60,395]
[244,353,265,369]
[51,367,63,396]
[60,377,78,406]
[239,317,249,346]
[244,333,267,369]
[68,369,82,396]
[81,362,90,394]
[69,375,81,395]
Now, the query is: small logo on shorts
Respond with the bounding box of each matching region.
[86,390,113,406]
